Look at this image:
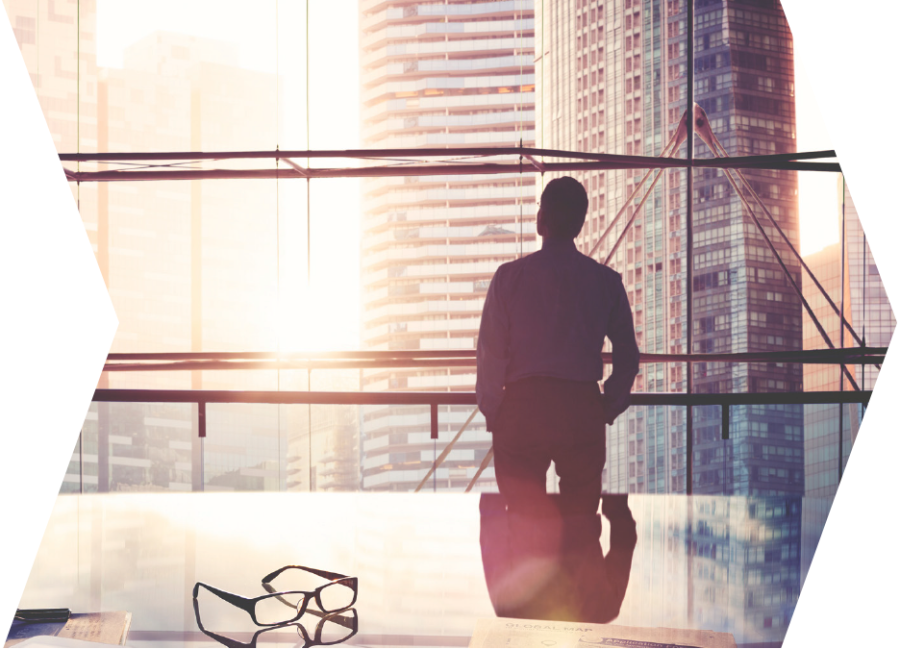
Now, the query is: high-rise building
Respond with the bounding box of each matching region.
[95,32,293,493]
[839,178,895,391]
[802,178,894,498]
[5,0,101,492]
[536,0,803,495]
[358,0,537,491]
[287,371,362,492]
[3,0,97,158]
[800,242,858,497]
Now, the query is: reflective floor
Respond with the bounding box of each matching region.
[15,493,830,647]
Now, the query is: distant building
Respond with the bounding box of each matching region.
[358,0,536,491]
[287,372,362,492]
[839,178,895,390]
[800,243,858,498]
[801,177,894,498]
[4,0,329,493]
[536,0,803,495]
[5,0,101,491]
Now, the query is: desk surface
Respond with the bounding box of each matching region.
[16,492,830,647]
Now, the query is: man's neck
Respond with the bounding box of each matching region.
[541,237,577,251]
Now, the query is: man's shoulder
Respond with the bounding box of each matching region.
[575,251,623,283]
[493,252,534,277]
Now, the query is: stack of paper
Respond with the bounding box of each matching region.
[469,617,736,648]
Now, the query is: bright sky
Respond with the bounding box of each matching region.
[94,1,840,352]
[794,51,839,255]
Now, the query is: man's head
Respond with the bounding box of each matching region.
[537,176,589,240]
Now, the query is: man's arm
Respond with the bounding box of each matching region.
[476,267,510,432]
[602,273,640,425]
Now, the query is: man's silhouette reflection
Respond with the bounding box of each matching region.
[479,492,637,624]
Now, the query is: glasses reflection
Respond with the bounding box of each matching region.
[194,596,358,649]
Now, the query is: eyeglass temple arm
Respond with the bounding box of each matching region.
[194,581,255,611]
[261,565,350,584]
[192,591,255,649]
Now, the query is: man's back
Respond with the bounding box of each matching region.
[499,238,629,385]
[476,237,639,430]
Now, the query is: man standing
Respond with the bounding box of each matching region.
[476,176,640,518]
[476,177,640,622]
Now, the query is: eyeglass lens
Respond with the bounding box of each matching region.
[254,594,305,625]
[266,568,355,613]
[317,582,355,612]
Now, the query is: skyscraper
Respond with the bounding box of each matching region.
[5,0,100,492]
[802,178,894,498]
[95,32,291,493]
[800,241,858,498]
[839,178,895,391]
[536,0,803,495]
[358,0,536,491]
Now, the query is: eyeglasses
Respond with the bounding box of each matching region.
[261,565,358,615]
[193,596,358,648]
[193,566,357,627]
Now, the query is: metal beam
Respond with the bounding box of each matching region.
[92,388,870,408]
[57,146,838,164]
[63,159,838,183]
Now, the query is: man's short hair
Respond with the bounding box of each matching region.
[540,176,589,239]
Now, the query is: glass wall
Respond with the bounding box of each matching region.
[3,0,889,498]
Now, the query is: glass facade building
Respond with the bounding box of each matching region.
[841,179,895,391]
[358,0,537,491]
[536,0,803,495]
[802,178,894,498]
[801,242,858,498]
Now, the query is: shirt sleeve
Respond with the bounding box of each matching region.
[476,266,510,431]
[602,272,640,425]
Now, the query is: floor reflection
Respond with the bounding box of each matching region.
[15,492,828,647]
[480,493,637,624]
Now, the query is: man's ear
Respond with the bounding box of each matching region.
[536,206,546,237]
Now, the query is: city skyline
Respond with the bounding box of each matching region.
[82,0,838,351]
[4,2,880,496]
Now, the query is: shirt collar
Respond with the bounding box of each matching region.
[541,237,577,252]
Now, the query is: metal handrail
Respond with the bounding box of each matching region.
[93,388,871,443]
[101,348,888,373]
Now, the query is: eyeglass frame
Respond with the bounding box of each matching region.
[260,565,358,614]
[192,595,358,648]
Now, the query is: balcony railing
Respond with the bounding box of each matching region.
[82,347,884,495]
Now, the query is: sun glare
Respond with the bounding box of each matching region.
[277,284,360,353]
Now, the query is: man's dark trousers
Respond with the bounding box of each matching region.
[492,376,606,519]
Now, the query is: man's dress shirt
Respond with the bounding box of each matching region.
[476,237,640,430]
